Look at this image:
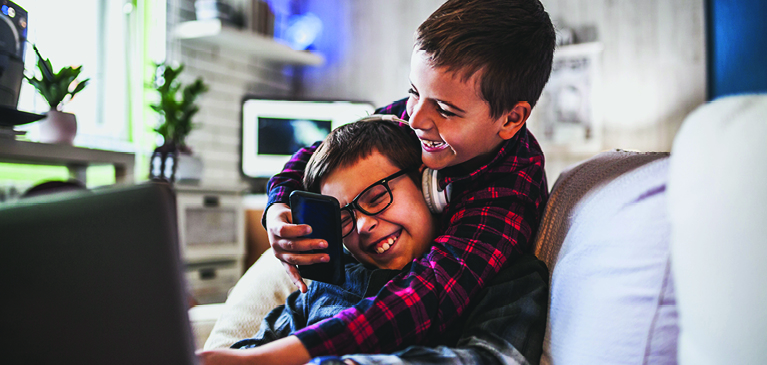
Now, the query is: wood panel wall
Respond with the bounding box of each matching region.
[166,0,706,187]
[298,0,706,184]
[541,0,706,150]
[166,0,294,189]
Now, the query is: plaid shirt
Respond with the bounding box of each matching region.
[264,98,548,357]
[344,253,549,365]
[234,253,548,365]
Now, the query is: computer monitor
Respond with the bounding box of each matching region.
[240,98,375,179]
[0,183,196,365]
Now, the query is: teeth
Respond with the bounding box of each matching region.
[373,235,397,254]
[421,140,445,148]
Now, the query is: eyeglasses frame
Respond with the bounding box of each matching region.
[339,167,415,238]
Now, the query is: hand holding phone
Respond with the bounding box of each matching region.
[289,191,345,286]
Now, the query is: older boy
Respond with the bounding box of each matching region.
[258,0,554,361]
[199,118,548,365]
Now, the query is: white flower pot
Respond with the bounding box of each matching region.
[176,153,203,184]
[39,110,77,145]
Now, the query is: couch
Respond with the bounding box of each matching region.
[192,94,767,364]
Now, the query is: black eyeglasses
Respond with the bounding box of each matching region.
[339,168,415,238]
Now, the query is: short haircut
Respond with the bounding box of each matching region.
[415,0,556,118]
[21,179,88,199]
[304,118,421,193]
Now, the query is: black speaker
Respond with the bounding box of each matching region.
[0,0,27,108]
[0,1,42,128]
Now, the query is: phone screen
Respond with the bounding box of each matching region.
[290,191,345,286]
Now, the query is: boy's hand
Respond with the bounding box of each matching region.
[197,336,311,365]
[196,348,251,365]
[265,203,330,293]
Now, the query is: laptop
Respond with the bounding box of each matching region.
[0,182,197,365]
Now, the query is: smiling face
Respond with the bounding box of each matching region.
[320,151,436,270]
[407,49,519,172]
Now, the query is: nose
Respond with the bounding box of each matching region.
[355,213,378,235]
[408,99,433,132]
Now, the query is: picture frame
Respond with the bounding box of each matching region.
[529,42,604,153]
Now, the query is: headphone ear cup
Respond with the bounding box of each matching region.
[422,168,437,214]
[358,114,407,124]
[422,168,448,214]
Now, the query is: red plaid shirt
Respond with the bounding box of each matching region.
[264,98,548,356]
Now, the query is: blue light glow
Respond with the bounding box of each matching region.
[284,13,323,51]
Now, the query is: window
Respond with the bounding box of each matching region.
[16,0,165,152]
[1,1,166,194]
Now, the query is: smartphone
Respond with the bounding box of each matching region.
[289,190,345,286]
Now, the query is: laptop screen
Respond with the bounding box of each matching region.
[0,183,197,365]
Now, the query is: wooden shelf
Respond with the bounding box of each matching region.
[0,140,135,184]
[173,20,325,66]
[554,42,603,58]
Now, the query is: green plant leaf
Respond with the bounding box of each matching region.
[149,62,208,146]
[70,78,90,98]
[25,45,89,109]
[33,45,56,81]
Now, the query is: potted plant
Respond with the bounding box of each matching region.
[24,45,89,145]
[149,62,208,183]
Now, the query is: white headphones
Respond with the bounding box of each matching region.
[421,167,452,214]
[358,114,406,124]
[359,114,452,214]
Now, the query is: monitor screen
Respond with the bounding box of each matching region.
[241,98,375,179]
[257,117,332,156]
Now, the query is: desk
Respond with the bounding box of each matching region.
[0,140,135,184]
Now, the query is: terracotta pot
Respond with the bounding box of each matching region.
[39,110,77,145]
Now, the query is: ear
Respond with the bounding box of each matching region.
[498,101,531,140]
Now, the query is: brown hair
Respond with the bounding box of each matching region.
[415,0,556,118]
[303,118,421,193]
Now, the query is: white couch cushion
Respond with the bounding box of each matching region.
[189,303,225,349]
[203,248,299,349]
[535,150,676,365]
[668,94,767,365]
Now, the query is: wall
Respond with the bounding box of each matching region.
[297,0,707,184]
[541,0,706,151]
[298,0,444,107]
[168,0,707,187]
[535,0,707,183]
[166,0,295,189]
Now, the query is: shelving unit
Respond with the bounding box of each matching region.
[554,42,604,58]
[173,20,325,66]
[175,185,246,304]
[171,18,327,305]
[0,140,135,184]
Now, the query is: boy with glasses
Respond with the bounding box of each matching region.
[199,117,548,365]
